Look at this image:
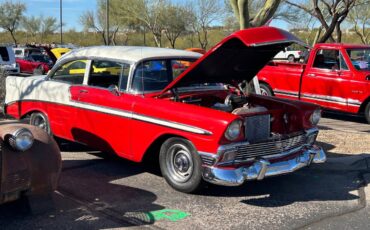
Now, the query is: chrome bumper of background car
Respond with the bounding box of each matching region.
[202,145,326,186]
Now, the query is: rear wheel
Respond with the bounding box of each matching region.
[159,137,203,193]
[365,102,370,124]
[259,83,273,96]
[30,112,51,135]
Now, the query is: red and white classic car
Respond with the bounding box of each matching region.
[4,27,326,193]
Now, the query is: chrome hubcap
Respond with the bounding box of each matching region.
[260,88,269,96]
[32,116,46,130]
[166,144,193,183]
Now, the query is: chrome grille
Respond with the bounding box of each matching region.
[245,115,270,143]
[200,155,216,166]
[235,133,306,162]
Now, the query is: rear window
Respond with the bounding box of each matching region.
[0,47,9,61]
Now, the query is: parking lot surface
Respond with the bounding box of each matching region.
[0,115,370,230]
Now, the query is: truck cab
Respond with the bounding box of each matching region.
[258,43,370,123]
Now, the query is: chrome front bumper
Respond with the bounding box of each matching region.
[202,145,326,186]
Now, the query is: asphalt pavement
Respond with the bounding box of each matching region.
[0,114,369,230]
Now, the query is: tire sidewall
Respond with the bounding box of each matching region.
[288,55,295,62]
[259,83,273,96]
[365,103,370,124]
[159,137,203,193]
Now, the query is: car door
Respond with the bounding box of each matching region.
[47,58,89,139]
[300,49,352,111]
[70,59,135,158]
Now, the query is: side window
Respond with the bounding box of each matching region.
[88,60,130,90]
[51,60,87,84]
[171,59,196,79]
[0,47,10,61]
[313,49,340,70]
[132,60,169,92]
[339,53,349,70]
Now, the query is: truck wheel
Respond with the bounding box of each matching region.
[365,103,370,124]
[159,137,203,193]
[30,112,51,135]
[260,83,273,96]
[288,55,295,62]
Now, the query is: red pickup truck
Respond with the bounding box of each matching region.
[257,43,370,123]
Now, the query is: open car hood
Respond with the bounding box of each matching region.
[160,27,306,94]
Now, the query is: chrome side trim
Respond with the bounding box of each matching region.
[202,145,326,186]
[274,89,362,107]
[72,101,212,135]
[5,99,212,136]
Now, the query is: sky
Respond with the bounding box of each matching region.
[4,0,97,31]
[0,0,288,31]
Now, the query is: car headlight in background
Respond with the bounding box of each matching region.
[310,109,321,126]
[8,128,34,151]
[225,120,242,141]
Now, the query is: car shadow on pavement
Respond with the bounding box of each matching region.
[56,139,364,211]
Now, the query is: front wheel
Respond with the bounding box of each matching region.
[30,112,51,135]
[159,137,203,193]
[259,83,273,96]
[364,103,370,124]
[288,55,295,62]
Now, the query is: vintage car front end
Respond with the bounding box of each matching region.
[201,127,326,186]
[0,122,61,204]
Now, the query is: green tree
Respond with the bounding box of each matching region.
[188,0,223,50]
[348,0,370,44]
[40,16,59,42]
[286,0,363,43]
[162,4,191,48]
[22,16,41,41]
[0,1,26,45]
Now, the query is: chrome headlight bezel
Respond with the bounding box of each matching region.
[310,109,321,126]
[224,120,242,141]
[8,128,34,152]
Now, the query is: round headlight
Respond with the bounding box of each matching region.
[225,120,242,141]
[8,128,34,151]
[310,109,321,125]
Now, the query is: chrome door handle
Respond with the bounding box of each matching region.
[307,73,316,77]
[79,89,88,93]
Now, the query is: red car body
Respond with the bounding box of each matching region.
[4,27,326,193]
[16,56,51,74]
[257,43,370,122]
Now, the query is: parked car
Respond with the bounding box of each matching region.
[0,46,19,74]
[257,43,370,123]
[16,53,53,74]
[4,27,326,193]
[0,120,61,205]
[274,47,302,62]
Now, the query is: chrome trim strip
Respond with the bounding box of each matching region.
[274,89,362,107]
[5,99,212,136]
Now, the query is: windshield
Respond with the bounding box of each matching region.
[346,48,370,71]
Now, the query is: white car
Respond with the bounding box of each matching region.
[0,46,19,74]
[274,47,302,62]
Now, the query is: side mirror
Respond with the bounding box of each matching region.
[108,85,120,96]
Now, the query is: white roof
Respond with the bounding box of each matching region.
[59,46,202,63]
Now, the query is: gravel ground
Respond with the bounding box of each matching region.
[318,130,370,157]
